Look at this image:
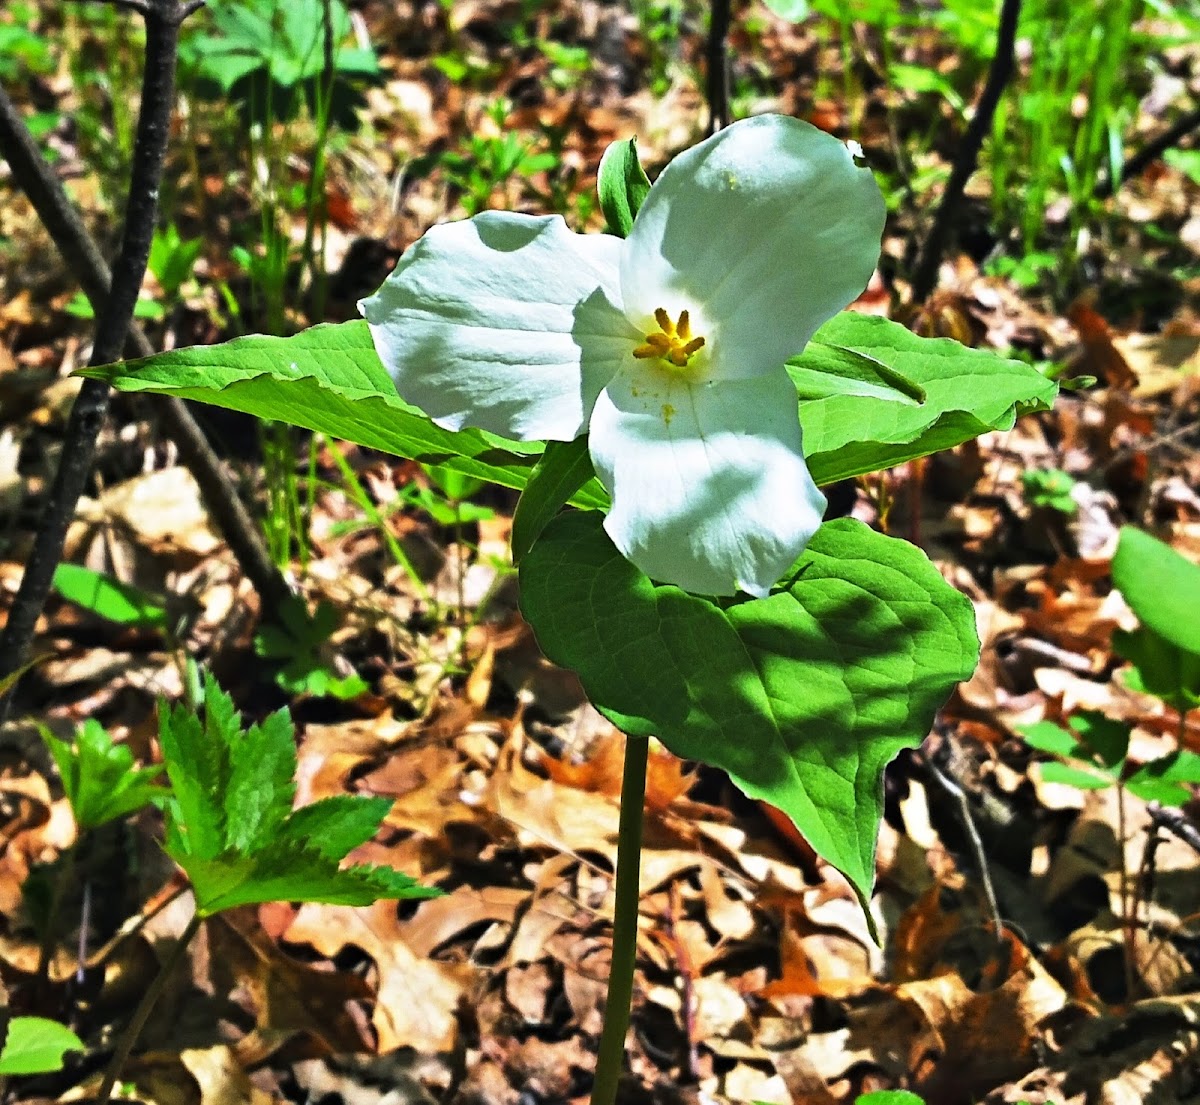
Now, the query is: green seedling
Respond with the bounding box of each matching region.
[253,595,369,700]
[1021,468,1079,514]
[439,109,558,215]
[41,720,167,832]
[1020,710,1200,807]
[159,671,436,916]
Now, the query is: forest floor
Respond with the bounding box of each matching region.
[2,0,1200,1103]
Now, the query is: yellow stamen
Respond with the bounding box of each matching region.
[632,308,706,370]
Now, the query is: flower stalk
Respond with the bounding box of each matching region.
[591,734,649,1105]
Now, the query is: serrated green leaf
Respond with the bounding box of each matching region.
[160,700,226,858]
[0,1017,82,1075]
[512,436,595,564]
[597,136,651,238]
[224,708,296,851]
[801,314,1058,486]
[279,795,392,859]
[184,838,437,916]
[52,563,168,628]
[1113,527,1200,655]
[519,514,977,918]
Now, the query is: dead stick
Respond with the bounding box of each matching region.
[909,0,1022,304]
[0,0,282,716]
[1094,102,1200,199]
[705,0,732,134]
[0,20,293,704]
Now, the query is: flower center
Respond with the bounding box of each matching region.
[632,308,706,370]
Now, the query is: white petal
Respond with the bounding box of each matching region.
[621,115,885,381]
[360,212,638,441]
[589,365,826,596]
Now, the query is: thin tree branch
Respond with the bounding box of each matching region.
[1095,102,1200,199]
[0,88,292,626]
[705,0,732,134]
[0,0,246,716]
[909,0,1022,304]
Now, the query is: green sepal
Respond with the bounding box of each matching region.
[597,136,651,238]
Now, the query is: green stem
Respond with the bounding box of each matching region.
[95,910,203,1105]
[591,734,649,1105]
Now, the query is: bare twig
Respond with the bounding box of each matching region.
[0,0,271,717]
[1095,102,1200,198]
[909,0,1022,303]
[705,0,732,134]
[921,750,1006,946]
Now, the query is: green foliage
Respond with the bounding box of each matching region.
[511,437,596,565]
[1112,527,1200,712]
[854,1092,925,1105]
[52,563,168,630]
[520,514,978,917]
[0,1017,83,1076]
[1020,711,1200,805]
[0,5,53,83]
[1021,468,1079,514]
[597,137,652,238]
[80,315,1054,501]
[159,673,438,916]
[179,0,379,127]
[253,596,369,700]
[40,720,167,831]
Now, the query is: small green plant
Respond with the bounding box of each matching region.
[41,720,168,832]
[253,595,369,700]
[179,0,379,127]
[1021,467,1079,514]
[159,671,433,913]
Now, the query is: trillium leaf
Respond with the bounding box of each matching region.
[79,322,606,511]
[801,313,1058,486]
[788,341,926,405]
[83,312,1052,494]
[511,436,596,564]
[597,136,651,238]
[519,513,978,917]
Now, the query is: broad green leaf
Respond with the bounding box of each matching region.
[1113,527,1200,655]
[520,514,977,916]
[597,136,651,238]
[52,563,167,629]
[787,341,925,405]
[0,1017,82,1075]
[1114,626,1200,712]
[41,719,167,830]
[854,1092,925,1105]
[800,314,1058,486]
[1038,761,1114,791]
[1070,711,1130,771]
[511,436,595,564]
[84,314,1053,496]
[1018,720,1081,759]
[78,322,603,504]
[160,698,226,859]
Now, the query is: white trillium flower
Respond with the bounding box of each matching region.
[360,114,885,596]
